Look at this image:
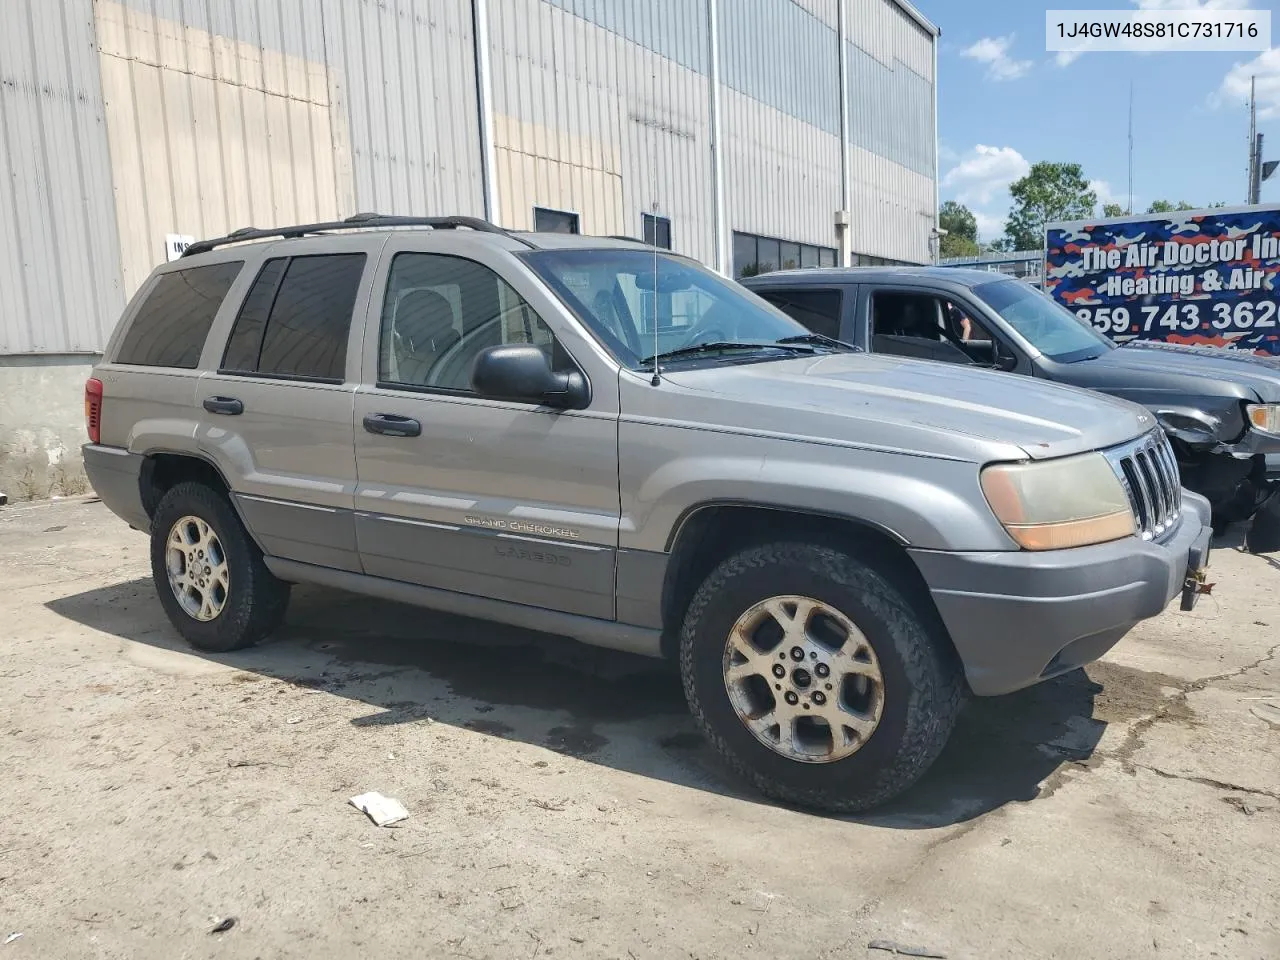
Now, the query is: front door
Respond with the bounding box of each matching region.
[352,237,621,620]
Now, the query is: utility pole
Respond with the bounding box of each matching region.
[1127,81,1134,215]
[1249,75,1258,204]
[1254,133,1266,205]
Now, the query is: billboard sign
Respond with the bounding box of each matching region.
[1045,204,1280,355]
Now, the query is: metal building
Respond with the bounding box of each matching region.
[0,0,938,497]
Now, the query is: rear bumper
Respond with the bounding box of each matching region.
[82,443,149,531]
[909,492,1212,697]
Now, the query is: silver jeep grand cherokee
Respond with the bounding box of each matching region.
[82,215,1212,812]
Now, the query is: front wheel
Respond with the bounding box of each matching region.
[679,541,962,813]
[149,481,290,652]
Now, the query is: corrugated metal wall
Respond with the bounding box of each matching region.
[845,0,936,263]
[0,0,124,355]
[1,0,937,355]
[97,0,351,299]
[319,0,485,219]
[98,0,488,306]
[490,0,715,264]
[720,0,843,252]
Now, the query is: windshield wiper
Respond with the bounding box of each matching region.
[776,333,860,352]
[640,341,815,368]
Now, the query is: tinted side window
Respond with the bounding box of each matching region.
[221,258,287,372]
[378,252,568,395]
[115,261,242,368]
[756,288,843,339]
[872,292,941,339]
[222,254,365,381]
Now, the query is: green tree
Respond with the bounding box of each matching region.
[1146,200,1196,213]
[1004,162,1097,250]
[938,201,980,257]
[1206,201,1227,209]
[1102,202,1125,218]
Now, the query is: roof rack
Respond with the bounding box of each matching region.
[181,212,533,257]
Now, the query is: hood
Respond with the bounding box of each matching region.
[1063,341,1280,402]
[656,352,1154,463]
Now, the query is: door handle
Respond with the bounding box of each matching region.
[363,413,421,438]
[203,396,244,416]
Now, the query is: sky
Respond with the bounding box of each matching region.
[912,0,1280,244]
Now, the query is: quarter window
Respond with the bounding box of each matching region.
[378,252,571,395]
[115,261,242,368]
[221,254,366,381]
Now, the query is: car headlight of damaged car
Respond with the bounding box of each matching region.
[1246,403,1280,436]
[981,452,1135,550]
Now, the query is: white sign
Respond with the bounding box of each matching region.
[165,233,195,261]
[1047,9,1270,53]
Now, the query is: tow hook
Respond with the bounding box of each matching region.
[1181,568,1215,612]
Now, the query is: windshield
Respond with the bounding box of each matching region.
[522,249,810,368]
[974,279,1113,363]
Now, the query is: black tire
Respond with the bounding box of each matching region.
[149,481,290,653]
[1245,493,1280,553]
[679,541,962,814]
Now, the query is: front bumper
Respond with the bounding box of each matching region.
[908,492,1212,697]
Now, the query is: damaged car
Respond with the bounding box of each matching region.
[743,266,1280,551]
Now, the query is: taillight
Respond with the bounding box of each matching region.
[85,377,103,444]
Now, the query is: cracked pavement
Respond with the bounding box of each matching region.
[1,497,1277,959]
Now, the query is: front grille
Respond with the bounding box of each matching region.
[1103,431,1182,541]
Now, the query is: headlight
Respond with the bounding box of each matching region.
[981,452,1135,550]
[1246,403,1280,436]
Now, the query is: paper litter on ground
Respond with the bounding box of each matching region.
[349,791,409,826]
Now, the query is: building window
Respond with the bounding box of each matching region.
[732,231,837,279]
[853,252,917,267]
[642,212,672,249]
[533,206,580,234]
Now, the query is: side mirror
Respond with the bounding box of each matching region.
[994,347,1018,372]
[470,344,590,409]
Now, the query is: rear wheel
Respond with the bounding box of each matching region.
[150,482,290,652]
[680,541,961,813]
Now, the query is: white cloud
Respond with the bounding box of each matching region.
[1090,179,1138,213]
[942,145,1030,206]
[973,210,1007,243]
[961,35,1032,81]
[1054,50,1082,67]
[1220,47,1280,119]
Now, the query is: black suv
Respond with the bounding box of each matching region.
[743,266,1280,550]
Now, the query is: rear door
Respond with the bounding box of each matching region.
[194,235,385,572]
[352,235,622,620]
[749,284,852,342]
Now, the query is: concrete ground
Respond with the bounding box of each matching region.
[1,496,1277,960]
